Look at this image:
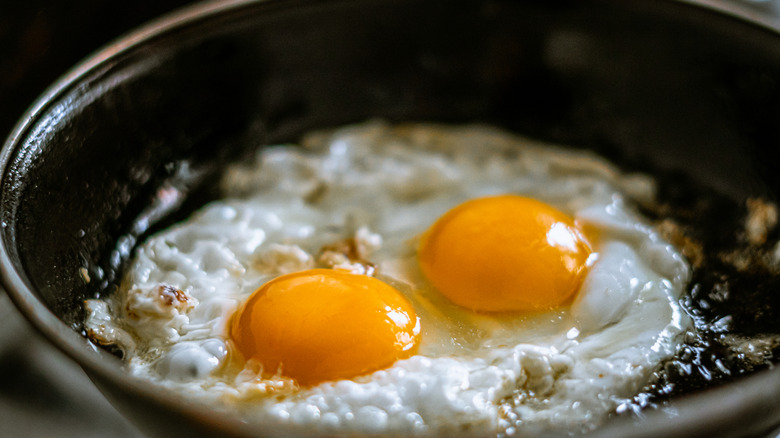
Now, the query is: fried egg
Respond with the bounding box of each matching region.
[84,121,691,436]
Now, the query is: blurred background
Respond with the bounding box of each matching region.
[1,0,779,436]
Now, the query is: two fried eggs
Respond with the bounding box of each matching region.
[85,121,691,435]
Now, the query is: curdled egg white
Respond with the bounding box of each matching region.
[84,121,691,436]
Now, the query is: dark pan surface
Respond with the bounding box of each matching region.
[3,0,780,436]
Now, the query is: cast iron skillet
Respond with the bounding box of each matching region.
[3,0,780,436]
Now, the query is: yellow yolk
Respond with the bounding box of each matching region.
[229,269,420,386]
[418,195,592,312]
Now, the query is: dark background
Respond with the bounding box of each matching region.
[1,0,197,144]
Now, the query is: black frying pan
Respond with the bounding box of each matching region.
[3,0,780,436]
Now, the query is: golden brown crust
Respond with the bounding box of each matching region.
[656,219,705,269]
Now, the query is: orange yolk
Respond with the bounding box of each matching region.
[229,269,420,386]
[418,195,592,312]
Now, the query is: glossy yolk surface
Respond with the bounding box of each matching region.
[230,269,420,386]
[418,195,592,312]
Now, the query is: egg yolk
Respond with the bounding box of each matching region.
[230,269,420,386]
[418,195,592,312]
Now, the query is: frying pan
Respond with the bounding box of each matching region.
[3,0,780,436]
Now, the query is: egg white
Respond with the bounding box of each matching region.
[84,121,690,436]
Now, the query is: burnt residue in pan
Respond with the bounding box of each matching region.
[617,171,780,415]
